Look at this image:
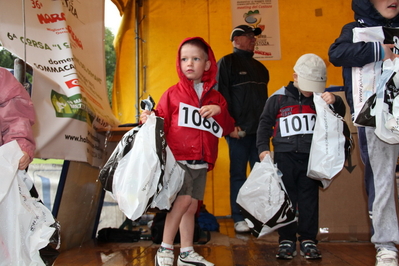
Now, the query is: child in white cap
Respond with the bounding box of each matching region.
[256,53,346,260]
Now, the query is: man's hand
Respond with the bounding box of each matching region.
[229,126,242,139]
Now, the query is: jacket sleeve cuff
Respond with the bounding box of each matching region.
[378,42,384,61]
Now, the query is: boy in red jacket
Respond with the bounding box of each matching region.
[141,37,234,266]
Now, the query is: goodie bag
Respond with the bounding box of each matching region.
[307,93,347,188]
[112,113,166,221]
[374,58,399,144]
[236,154,296,238]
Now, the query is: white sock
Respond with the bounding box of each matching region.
[161,242,174,250]
[180,246,193,253]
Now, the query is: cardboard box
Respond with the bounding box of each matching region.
[318,134,371,241]
[318,89,371,241]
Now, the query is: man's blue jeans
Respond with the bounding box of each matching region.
[226,134,259,223]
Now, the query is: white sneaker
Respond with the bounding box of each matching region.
[178,251,214,266]
[155,247,174,266]
[376,248,398,266]
[234,221,250,233]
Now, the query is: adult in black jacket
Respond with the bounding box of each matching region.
[329,1,399,265]
[215,25,269,233]
[257,53,344,260]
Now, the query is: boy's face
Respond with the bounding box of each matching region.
[371,0,399,19]
[299,89,314,98]
[293,73,315,97]
[180,43,211,84]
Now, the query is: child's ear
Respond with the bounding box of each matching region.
[205,60,211,71]
[293,72,298,82]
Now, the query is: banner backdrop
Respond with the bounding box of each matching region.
[230,0,281,60]
[0,0,120,167]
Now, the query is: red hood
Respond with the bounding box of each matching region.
[175,37,218,90]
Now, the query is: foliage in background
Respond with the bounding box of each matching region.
[0,45,33,83]
[0,46,16,68]
[105,27,116,106]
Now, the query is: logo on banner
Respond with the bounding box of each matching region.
[65,79,79,89]
[231,0,281,60]
[37,13,66,24]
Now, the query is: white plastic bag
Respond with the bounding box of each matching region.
[236,154,296,238]
[98,126,140,192]
[112,113,164,221]
[0,141,57,266]
[307,93,346,188]
[351,27,399,126]
[351,27,384,125]
[150,146,185,210]
[99,96,157,192]
[374,58,399,144]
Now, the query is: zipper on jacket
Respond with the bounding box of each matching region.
[198,84,212,161]
[297,91,302,153]
[298,91,302,110]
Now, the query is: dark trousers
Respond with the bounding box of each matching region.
[274,152,320,244]
[225,134,259,223]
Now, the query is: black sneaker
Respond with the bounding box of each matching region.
[300,240,322,259]
[276,240,297,259]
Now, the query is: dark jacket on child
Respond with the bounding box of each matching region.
[328,0,399,115]
[256,81,345,155]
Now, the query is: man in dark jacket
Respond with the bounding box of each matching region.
[329,1,399,265]
[215,25,269,233]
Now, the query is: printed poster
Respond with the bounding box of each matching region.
[231,0,281,60]
[0,0,120,167]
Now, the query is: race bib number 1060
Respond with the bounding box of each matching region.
[178,102,223,138]
[279,113,316,137]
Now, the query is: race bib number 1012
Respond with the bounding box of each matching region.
[279,113,316,137]
[178,102,223,138]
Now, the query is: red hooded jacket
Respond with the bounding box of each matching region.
[155,37,234,171]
